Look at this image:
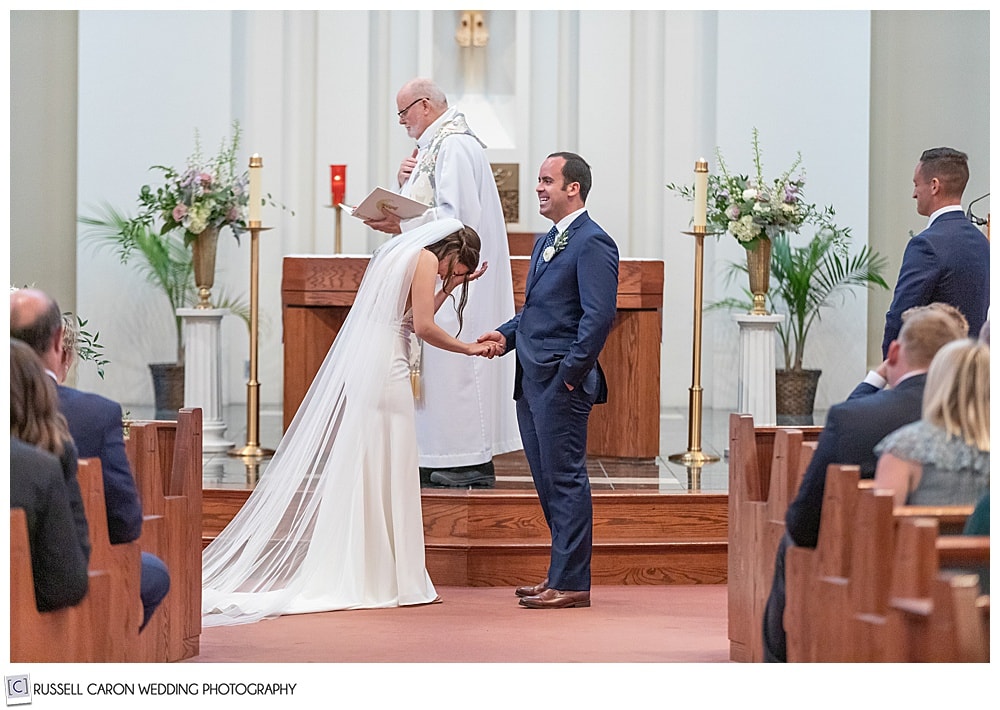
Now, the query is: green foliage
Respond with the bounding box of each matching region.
[70,314,110,380]
[711,218,890,372]
[79,202,252,364]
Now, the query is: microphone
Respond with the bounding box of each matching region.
[966,192,989,226]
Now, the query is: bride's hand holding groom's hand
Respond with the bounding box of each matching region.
[468,340,502,358]
[472,330,505,359]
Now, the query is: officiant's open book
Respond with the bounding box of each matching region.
[342,187,429,221]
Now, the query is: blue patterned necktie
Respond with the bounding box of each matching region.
[535,226,559,274]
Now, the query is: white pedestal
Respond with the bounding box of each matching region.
[178,308,234,453]
[733,313,785,427]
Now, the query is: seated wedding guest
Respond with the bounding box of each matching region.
[874,338,989,507]
[963,492,989,593]
[10,338,89,611]
[762,302,968,663]
[10,289,169,631]
[964,492,990,535]
[10,338,90,564]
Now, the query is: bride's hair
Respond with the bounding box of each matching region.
[426,225,482,334]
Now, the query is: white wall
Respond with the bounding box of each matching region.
[14,9,981,428]
[708,11,872,411]
[76,11,242,405]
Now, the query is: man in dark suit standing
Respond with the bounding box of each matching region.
[479,152,619,609]
[881,147,989,356]
[762,302,968,661]
[10,288,170,630]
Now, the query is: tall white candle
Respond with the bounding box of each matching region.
[249,154,263,224]
[694,158,708,229]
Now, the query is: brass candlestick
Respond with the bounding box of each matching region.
[325,204,344,254]
[669,225,721,466]
[335,203,343,254]
[229,220,275,459]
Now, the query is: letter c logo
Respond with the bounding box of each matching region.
[7,677,27,694]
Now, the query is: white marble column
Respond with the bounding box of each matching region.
[733,313,785,427]
[178,308,234,453]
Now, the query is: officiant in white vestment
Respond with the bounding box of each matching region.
[365,77,521,488]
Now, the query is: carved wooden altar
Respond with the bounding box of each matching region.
[281,252,664,459]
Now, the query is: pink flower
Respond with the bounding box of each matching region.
[172,204,188,221]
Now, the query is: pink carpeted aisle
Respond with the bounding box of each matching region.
[190,585,730,663]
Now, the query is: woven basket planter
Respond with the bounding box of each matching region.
[775,369,821,419]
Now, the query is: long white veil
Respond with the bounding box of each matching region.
[202,217,465,626]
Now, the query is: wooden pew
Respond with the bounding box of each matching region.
[726,413,821,662]
[125,407,203,662]
[785,463,987,662]
[881,517,989,662]
[10,509,111,662]
[785,464,861,662]
[9,458,143,662]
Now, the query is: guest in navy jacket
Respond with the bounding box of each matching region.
[882,147,989,356]
[11,288,169,630]
[763,303,968,662]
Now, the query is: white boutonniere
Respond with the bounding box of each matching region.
[542,230,571,262]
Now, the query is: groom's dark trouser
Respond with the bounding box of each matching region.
[516,371,595,592]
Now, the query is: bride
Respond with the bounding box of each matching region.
[202,218,498,626]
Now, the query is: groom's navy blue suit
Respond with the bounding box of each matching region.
[498,211,619,591]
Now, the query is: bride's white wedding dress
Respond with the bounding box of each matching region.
[201,219,466,626]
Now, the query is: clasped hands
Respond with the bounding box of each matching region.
[471,330,506,359]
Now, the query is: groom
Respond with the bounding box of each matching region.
[479,152,619,608]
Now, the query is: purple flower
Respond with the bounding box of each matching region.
[784,184,798,203]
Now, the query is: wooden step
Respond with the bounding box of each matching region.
[203,488,728,587]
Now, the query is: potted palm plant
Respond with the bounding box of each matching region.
[79,203,251,418]
[670,128,890,422]
[79,122,253,418]
[712,221,890,422]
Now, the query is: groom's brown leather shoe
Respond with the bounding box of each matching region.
[515,579,549,598]
[518,589,591,609]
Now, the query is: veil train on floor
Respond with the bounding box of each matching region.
[201,218,464,626]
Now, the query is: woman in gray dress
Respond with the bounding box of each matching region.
[874,338,989,506]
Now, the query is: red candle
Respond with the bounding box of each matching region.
[330,165,346,206]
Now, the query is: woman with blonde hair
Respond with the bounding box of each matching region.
[874,338,990,506]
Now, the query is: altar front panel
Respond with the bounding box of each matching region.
[281,254,664,459]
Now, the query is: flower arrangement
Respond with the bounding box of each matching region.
[542,229,571,262]
[668,128,814,250]
[129,121,248,248]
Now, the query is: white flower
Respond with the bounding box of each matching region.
[543,230,571,262]
[742,188,758,201]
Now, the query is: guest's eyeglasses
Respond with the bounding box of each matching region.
[397,97,428,119]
